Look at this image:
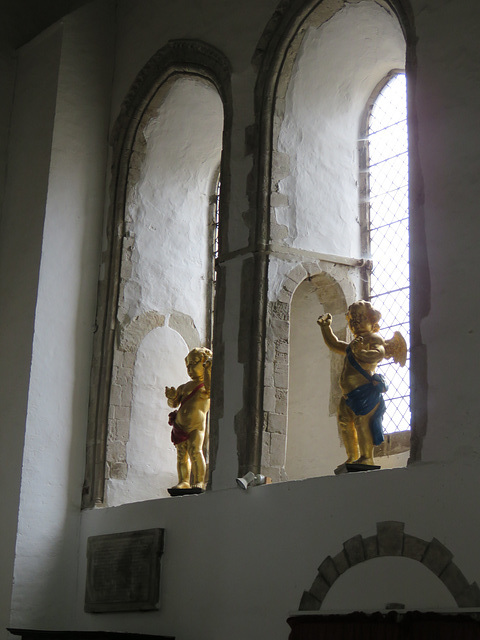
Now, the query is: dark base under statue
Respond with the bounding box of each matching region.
[167,486,205,497]
[335,462,381,474]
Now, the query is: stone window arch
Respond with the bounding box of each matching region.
[240,0,425,480]
[82,40,232,508]
[299,521,480,611]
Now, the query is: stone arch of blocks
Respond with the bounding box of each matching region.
[299,521,480,610]
[262,261,356,481]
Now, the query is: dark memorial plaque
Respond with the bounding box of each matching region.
[85,528,164,613]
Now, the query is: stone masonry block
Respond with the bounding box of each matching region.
[275,389,288,415]
[115,418,130,442]
[275,338,288,354]
[422,538,453,576]
[332,549,350,575]
[113,349,124,367]
[271,150,290,181]
[456,582,480,608]
[267,413,287,434]
[262,432,272,467]
[121,383,133,406]
[377,521,404,556]
[270,221,289,244]
[274,374,289,390]
[107,440,126,463]
[264,362,275,387]
[272,301,289,321]
[288,264,308,284]
[271,318,289,341]
[114,405,131,421]
[270,191,289,207]
[120,259,132,280]
[269,432,287,466]
[282,276,297,294]
[363,535,378,560]
[274,359,288,375]
[403,534,428,562]
[302,261,321,277]
[277,286,292,304]
[266,337,275,363]
[299,590,321,611]
[439,562,470,601]
[262,466,281,482]
[264,386,276,413]
[343,535,365,566]
[110,462,128,480]
[110,384,122,406]
[123,351,136,368]
[317,556,339,586]
[309,574,330,604]
[274,367,289,390]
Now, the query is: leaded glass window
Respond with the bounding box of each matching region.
[366,72,410,434]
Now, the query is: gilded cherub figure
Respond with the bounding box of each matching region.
[317,300,406,467]
[165,347,212,492]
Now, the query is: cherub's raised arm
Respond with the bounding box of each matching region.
[317,313,348,355]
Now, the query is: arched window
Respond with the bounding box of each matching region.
[249,0,411,482]
[82,42,231,508]
[363,72,410,436]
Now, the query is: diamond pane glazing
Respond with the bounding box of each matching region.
[367,72,410,434]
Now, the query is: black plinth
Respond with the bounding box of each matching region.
[346,462,381,472]
[167,487,204,496]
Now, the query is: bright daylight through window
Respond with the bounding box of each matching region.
[367,72,410,434]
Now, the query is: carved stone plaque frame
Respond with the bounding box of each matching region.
[85,528,164,613]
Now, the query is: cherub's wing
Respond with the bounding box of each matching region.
[384,331,407,367]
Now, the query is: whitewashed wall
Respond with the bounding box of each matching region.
[2,1,480,640]
[7,2,115,630]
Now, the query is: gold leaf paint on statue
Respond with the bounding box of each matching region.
[317,300,407,470]
[165,347,212,494]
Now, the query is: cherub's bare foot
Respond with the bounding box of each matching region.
[193,482,205,490]
[174,481,191,489]
[354,455,374,465]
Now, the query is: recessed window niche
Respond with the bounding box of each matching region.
[259,0,407,481]
[104,75,224,506]
[83,40,231,509]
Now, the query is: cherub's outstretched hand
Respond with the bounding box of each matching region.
[317,313,332,327]
[165,386,177,400]
[350,336,364,356]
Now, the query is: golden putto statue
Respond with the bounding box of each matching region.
[317,300,406,469]
[165,347,212,494]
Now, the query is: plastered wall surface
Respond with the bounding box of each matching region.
[2,0,480,640]
[0,25,63,640]
[9,2,115,630]
[274,1,405,258]
[75,459,480,640]
[412,0,480,464]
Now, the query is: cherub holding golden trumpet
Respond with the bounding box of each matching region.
[317,300,406,467]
